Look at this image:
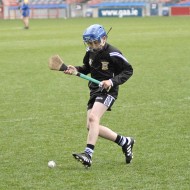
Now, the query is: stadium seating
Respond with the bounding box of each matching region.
[177,0,190,3]
[2,0,18,6]
[2,0,183,6]
[86,0,176,6]
[30,0,65,4]
[2,0,189,7]
[87,0,101,5]
[2,0,66,6]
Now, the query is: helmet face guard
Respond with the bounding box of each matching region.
[83,24,107,52]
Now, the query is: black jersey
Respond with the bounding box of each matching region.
[76,43,133,99]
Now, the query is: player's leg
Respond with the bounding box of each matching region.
[86,101,108,145]
[23,16,29,29]
[97,125,135,164]
[73,94,135,166]
[87,104,135,165]
[72,102,107,168]
[87,110,117,141]
[22,9,29,29]
[25,17,29,28]
[87,109,135,164]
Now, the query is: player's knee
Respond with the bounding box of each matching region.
[88,113,98,125]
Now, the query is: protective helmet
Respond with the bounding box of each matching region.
[83,24,107,43]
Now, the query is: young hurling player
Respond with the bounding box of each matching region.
[19,0,30,29]
[64,24,135,168]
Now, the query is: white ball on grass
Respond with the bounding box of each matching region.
[48,160,56,168]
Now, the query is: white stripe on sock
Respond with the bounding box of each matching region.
[120,137,127,146]
[85,147,94,158]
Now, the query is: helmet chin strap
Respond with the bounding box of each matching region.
[100,38,106,47]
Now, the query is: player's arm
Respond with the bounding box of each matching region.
[49,55,101,86]
[109,54,133,86]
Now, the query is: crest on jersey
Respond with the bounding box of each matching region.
[101,61,109,70]
[89,59,93,66]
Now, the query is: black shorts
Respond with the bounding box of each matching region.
[87,94,115,111]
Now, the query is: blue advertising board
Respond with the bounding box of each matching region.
[98,7,143,17]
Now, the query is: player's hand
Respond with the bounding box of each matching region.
[64,65,77,75]
[100,80,112,91]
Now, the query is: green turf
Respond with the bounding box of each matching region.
[0,17,189,190]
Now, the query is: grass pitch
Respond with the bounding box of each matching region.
[0,17,189,190]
